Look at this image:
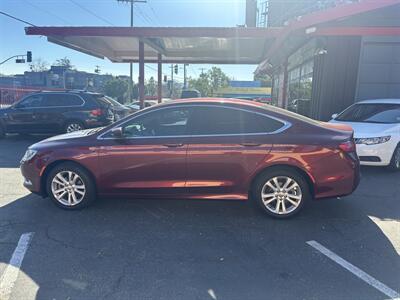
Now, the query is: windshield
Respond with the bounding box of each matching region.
[336,103,400,123]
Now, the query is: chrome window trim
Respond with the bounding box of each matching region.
[97,104,292,140]
[15,93,86,109]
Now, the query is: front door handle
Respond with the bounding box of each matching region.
[240,143,261,147]
[163,143,184,148]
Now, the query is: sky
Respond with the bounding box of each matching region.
[0,0,258,82]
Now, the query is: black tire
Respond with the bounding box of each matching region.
[46,162,96,210]
[252,167,311,218]
[64,120,85,133]
[388,144,400,171]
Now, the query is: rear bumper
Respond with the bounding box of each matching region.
[313,152,360,199]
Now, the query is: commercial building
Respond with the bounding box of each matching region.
[25,0,400,117]
[258,0,400,120]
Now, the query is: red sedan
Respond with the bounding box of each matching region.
[20,98,359,218]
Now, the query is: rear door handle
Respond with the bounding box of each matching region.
[240,143,261,147]
[163,143,184,148]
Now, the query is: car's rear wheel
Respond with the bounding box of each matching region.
[253,168,310,218]
[389,145,400,171]
[46,162,96,210]
[64,121,84,133]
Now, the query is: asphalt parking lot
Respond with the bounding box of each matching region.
[0,134,399,300]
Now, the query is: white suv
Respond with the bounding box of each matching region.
[330,99,400,171]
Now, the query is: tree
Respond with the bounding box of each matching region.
[54,57,74,69]
[29,58,49,72]
[207,67,230,94]
[145,77,157,96]
[188,73,211,97]
[103,77,129,103]
[188,67,230,96]
[254,73,272,87]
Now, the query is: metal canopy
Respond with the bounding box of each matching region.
[25,27,281,64]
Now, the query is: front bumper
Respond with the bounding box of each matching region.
[356,141,396,166]
[20,160,42,194]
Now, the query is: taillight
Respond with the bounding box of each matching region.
[339,140,356,153]
[339,140,358,162]
[90,108,103,117]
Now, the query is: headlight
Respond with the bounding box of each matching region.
[21,149,38,162]
[356,136,391,145]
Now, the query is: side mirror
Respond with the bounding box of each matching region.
[331,113,338,120]
[111,127,123,138]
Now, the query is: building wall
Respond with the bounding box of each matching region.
[356,36,400,101]
[310,36,362,121]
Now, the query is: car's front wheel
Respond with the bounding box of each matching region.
[253,168,310,218]
[389,144,400,171]
[46,162,96,210]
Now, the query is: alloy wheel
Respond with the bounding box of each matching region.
[66,123,83,133]
[261,176,302,215]
[51,171,86,206]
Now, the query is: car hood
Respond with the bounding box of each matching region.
[329,120,397,137]
[30,128,103,150]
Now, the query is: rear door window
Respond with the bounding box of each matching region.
[190,106,284,135]
[42,94,84,107]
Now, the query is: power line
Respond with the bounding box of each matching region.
[147,1,161,26]
[24,0,71,25]
[0,11,36,26]
[69,0,114,26]
[134,3,153,25]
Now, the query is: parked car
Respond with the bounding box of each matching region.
[127,100,158,111]
[100,96,133,120]
[180,89,201,98]
[330,99,400,170]
[20,98,359,218]
[0,91,115,137]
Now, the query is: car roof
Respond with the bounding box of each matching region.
[357,99,400,104]
[157,97,263,108]
[154,97,313,120]
[34,90,101,95]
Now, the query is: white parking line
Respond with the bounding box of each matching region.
[307,240,400,300]
[0,232,34,300]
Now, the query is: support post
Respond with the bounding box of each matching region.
[139,41,145,109]
[170,64,174,98]
[157,53,162,104]
[281,60,289,109]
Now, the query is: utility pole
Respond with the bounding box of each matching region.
[170,64,174,98]
[199,67,206,75]
[117,0,146,101]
